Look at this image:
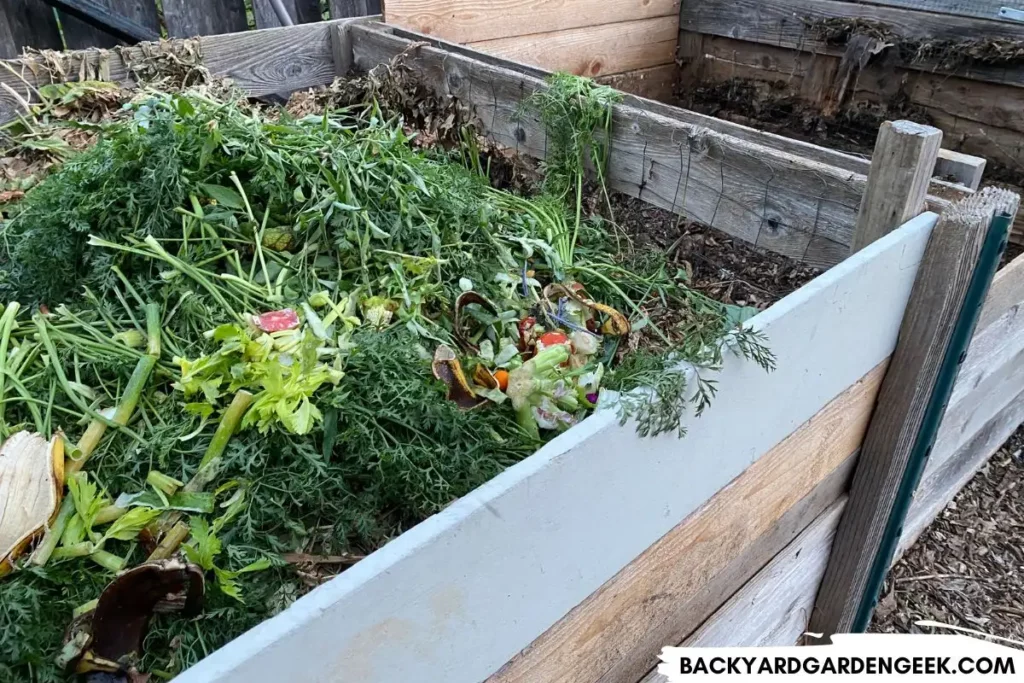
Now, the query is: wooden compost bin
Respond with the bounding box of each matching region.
[3,17,1024,683]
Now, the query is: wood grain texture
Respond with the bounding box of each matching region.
[688,33,1017,175]
[855,0,1024,22]
[810,196,991,637]
[852,121,943,253]
[467,17,678,78]
[933,150,986,190]
[640,501,849,682]
[0,0,63,59]
[900,390,1024,557]
[59,0,161,49]
[162,0,248,38]
[0,20,345,122]
[171,208,937,683]
[198,19,338,94]
[351,24,868,267]
[383,0,679,44]
[489,366,883,683]
[329,0,382,18]
[679,0,1024,88]
[596,65,677,102]
[252,0,325,28]
[637,255,1024,667]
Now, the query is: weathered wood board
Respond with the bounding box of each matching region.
[686,33,1016,176]
[466,17,678,78]
[638,501,846,683]
[171,212,937,683]
[0,20,347,123]
[383,0,680,44]
[597,64,677,102]
[350,24,868,267]
[637,252,1024,673]
[679,0,1024,89]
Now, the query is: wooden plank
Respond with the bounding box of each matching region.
[979,252,1024,330]
[383,24,972,205]
[171,213,938,683]
[641,500,848,683]
[0,0,63,58]
[639,254,1024,675]
[466,17,678,78]
[383,0,679,45]
[162,0,248,38]
[487,368,879,683]
[679,0,1024,89]
[900,389,1024,557]
[329,0,382,18]
[597,64,677,102]
[809,193,998,638]
[351,24,868,266]
[857,0,1024,23]
[253,0,325,28]
[852,121,943,253]
[0,20,345,122]
[55,0,160,48]
[693,32,1023,164]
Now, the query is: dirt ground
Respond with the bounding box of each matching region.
[871,426,1024,643]
[611,194,822,308]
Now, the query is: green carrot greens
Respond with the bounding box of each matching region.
[0,72,772,680]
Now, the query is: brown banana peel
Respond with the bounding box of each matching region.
[543,282,630,337]
[0,431,65,578]
[432,345,486,409]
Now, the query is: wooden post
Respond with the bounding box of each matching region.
[851,120,943,254]
[809,188,1019,639]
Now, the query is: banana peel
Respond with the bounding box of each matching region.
[432,345,486,409]
[543,282,630,336]
[0,431,64,578]
[61,559,205,676]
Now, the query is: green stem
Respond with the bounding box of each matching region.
[0,302,21,436]
[90,549,126,572]
[67,354,157,475]
[147,521,190,561]
[93,505,127,526]
[51,542,94,560]
[197,390,253,473]
[146,302,161,356]
[30,497,75,566]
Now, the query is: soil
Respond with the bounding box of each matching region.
[871,426,1024,644]
[611,193,823,309]
[673,78,929,160]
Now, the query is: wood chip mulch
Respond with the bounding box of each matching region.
[610,194,822,309]
[870,426,1024,644]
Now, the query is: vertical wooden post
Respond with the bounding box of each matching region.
[851,120,943,253]
[809,188,1019,639]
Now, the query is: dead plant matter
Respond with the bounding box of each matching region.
[807,17,1024,70]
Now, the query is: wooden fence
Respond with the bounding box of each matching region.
[383,0,681,97]
[0,0,381,57]
[676,0,1024,178]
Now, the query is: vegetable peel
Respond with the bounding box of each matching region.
[0,431,64,577]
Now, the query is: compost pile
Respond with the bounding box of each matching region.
[0,74,770,680]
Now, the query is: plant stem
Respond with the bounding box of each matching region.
[94,505,127,526]
[0,302,21,437]
[195,390,253,475]
[90,549,126,572]
[51,542,94,560]
[30,497,75,566]
[67,303,161,475]
[147,521,190,561]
